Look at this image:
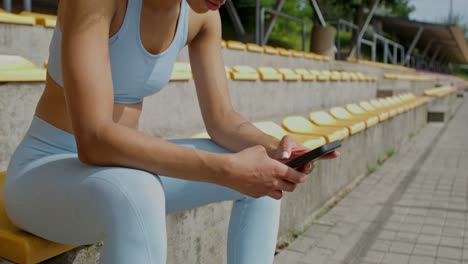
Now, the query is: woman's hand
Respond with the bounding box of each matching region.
[221,146,307,200]
[272,135,340,174]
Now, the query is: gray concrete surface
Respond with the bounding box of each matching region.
[274,96,467,264]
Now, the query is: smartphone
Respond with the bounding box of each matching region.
[285,141,341,168]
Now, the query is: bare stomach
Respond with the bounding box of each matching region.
[35,74,143,134]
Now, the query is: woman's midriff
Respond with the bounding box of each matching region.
[35,74,143,135]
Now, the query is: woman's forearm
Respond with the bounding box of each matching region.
[207,110,281,157]
[78,122,229,185]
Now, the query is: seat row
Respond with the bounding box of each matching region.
[0,9,56,27]
[384,73,433,81]
[0,55,378,83]
[424,86,457,97]
[173,62,378,82]
[221,40,331,62]
[193,93,429,149]
[346,58,415,73]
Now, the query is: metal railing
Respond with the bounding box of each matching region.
[258,7,307,51]
[2,0,31,12]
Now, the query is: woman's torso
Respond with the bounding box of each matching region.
[35,0,201,134]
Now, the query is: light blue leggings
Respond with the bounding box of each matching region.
[4,116,281,264]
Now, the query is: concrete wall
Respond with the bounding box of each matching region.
[0,24,53,66]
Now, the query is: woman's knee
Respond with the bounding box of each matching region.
[78,168,166,227]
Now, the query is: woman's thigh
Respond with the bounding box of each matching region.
[5,153,166,245]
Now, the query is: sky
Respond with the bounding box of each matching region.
[409,0,468,26]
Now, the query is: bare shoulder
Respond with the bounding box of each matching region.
[186,9,221,45]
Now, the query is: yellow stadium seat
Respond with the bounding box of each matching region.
[170,62,192,81]
[226,40,247,51]
[313,70,330,81]
[230,66,259,81]
[340,72,351,81]
[254,121,326,150]
[0,12,35,25]
[277,48,292,56]
[358,101,390,121]
[304,52,320,60]
[0,55,46,82]
[277,68,301,81]
[257,67,282,81]
[221,40,226,48]
[369,99,398,117]
[264,46,279,55]
[225,66,232,79]
[349,73,359,81]
[0,172,76,264]
[246,43,264,53]
[282,116,349,142]
[346,103,387,122]
[19,11,56,27]
[330,71,341,81]
[309,111,366,135]
[329,107,379,128]
[294,68,316,81]
[291,50,304,58]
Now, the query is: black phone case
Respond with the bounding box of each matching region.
[285,141,341,168]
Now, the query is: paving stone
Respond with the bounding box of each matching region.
[361,250,385,264]
[390,241,414,254]
[381,253,410,264]
[370,239,392,252]
[395,231,419,243]
[412,244,437,257]
[274,250,304,264]
[408,255,435,264]
[300,247,334,264]
[417,234,441,246]
[439,236,464,248]
[421,225,443,235]
[288,236,317,253]
[437,246,462,260]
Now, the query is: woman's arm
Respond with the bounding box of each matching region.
[60,0,305,199]
[188,12,291,158]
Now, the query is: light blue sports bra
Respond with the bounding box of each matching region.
[48,0,189,104]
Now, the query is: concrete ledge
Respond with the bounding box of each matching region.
[38,100,429,264]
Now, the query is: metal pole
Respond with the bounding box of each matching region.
[430,46,441,66]
[371,35,377,61]
[422,40,433,57]
[225,0,246,39]
[393,44,398,64]
[3,0,12,12]
[262,0,286,46]
[349,0,381,58]
[383,40,388,64]
[260,8,307,50]
[309,0,326,26]
[255,0,260,44]
[336,22,341,60]
[404,27,424,65]
[23,0,31,11]
[449,0,453,25]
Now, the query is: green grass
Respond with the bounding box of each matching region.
[386,149,396,158]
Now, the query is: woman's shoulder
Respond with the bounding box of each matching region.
[186,9,221,45]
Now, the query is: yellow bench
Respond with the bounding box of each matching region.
[253,121,326,150]
[230,66,259,81]
[0,55,46,82]
[277,68,301,81]
[309,111,366,135]
[226,40,247,51]
[19,11,56,28]
[0,12,35,26]
[282,116,349,142]
[329,107,379,129]
[257,67,282,81]
[0,171,76,264]
[170,62,192,81]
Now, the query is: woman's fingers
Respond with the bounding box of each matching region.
[298,161,315,174]
[268,190,283,200]
[277,135,294,160]
[319,150,341,160]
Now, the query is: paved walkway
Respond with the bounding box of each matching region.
[275,97,468,264]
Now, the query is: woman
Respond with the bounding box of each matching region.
[4,0,339,263]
